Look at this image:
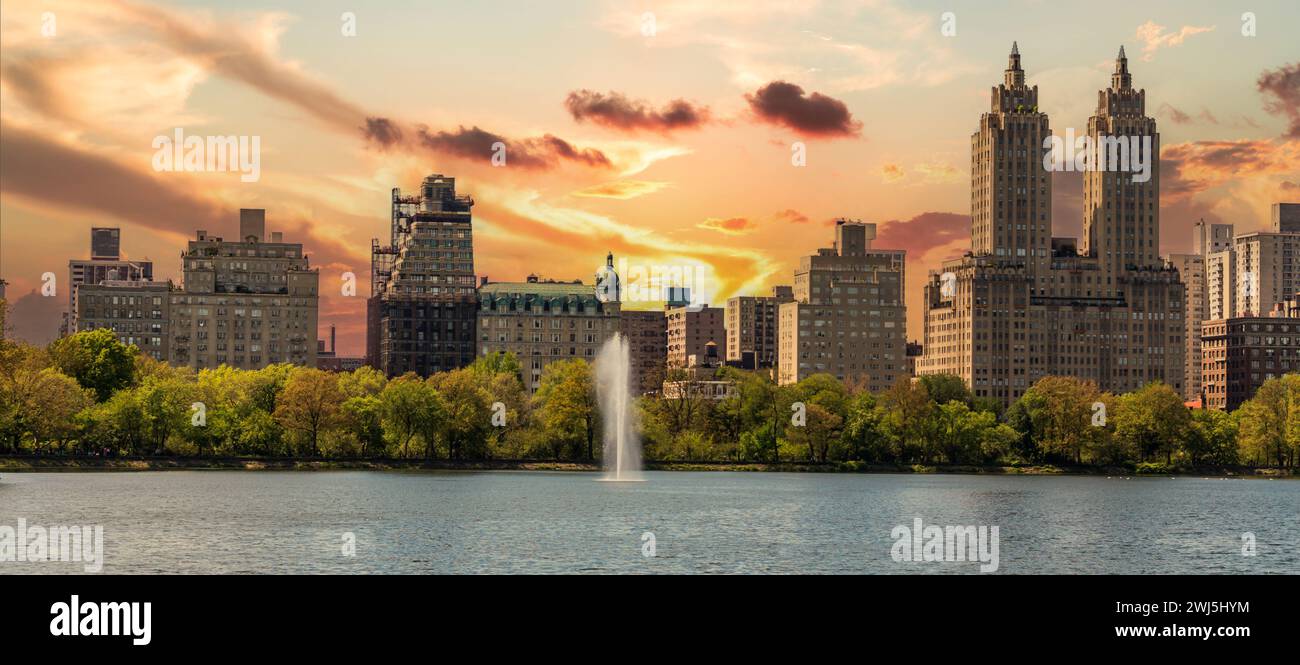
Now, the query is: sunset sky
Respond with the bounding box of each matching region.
[2,0,1297,355]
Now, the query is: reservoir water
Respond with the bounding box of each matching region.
[1,471,1296,574]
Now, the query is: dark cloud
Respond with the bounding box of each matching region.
[1258,62,1300,137]
[3,290,64,347]
[874,211,969,259]
[565,90,710,133]
[1157,102,1191,124]
[361,117,404,148]
[745,81,862,138]
[118,0,370,133]
[360,122,613,170]
[0,125,363,276]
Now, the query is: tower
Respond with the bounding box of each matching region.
[595,251,621,303]
[1081,45,1161,275]
[970,42,1052,271]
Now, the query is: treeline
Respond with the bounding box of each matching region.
[1,327,1297,470]
[645,370,1295,470]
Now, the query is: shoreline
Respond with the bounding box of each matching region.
[0,455,1293,477]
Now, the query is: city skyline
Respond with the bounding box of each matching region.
[3,1,1299,356]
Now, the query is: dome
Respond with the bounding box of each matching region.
[595,251,620,303]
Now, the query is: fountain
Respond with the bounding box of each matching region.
[595,333,643,481]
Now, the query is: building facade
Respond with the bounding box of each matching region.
[170,209,318,370]
[919,45,1184,405]
[1273,202,1300,234]
[71,280,172,361]
[777,220,907,391]
[620,309,667,395]
[725,285,793,370]
[63,228,154,336]
[1169,252,1206,401]
[368,175,478,377]
[666,304,726,368]
[1202,300,1300,410]
[477,276,621,394]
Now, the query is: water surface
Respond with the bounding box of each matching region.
[1,471,1295,574]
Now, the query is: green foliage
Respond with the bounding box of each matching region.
[1114,382,1190,463]
[48,329,138,401]
[532,359,596,461]
[0,329,1294,469]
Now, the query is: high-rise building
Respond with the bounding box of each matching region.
[71,281,172,361]
[1195,219,1235,256]
[725,285,793,370]
[90,227,121,261]
[477,274,621,394]
[64,228,154,335]
[169,209,319,369]
[1169,252,1205,401]
[777,220,907,390]
[1231,231,1300,318]
[1170,219,1235,402]
[1201,299,1300,410]
[1273,202,1300,234]
[620,309,666,395]
[368,175,478,376]
[919,45,1184,404]
[1206,248,1236,321]
[1204,204,1300,322]
[666,303,726,369]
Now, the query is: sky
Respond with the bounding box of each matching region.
[1,0,1297,356]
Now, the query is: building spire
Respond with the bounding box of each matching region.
[1111,45,1131,90]
[1005,41,1025,87]
[1011,41,1019,56]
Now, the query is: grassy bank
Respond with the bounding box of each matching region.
[0,455,1294,477]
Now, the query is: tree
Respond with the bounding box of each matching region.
[1014,376,1099,464]
[1185,409,1238,466]
[379,374,444,458]
[340,395,384,457]
[785,402,841,462]
[136,375,195,455]
[48,329,138,401]
[842,392,890,462]
[880,378,937,463]
[1236,375,1299,468]
[933,401,996,464]
[427,369,492,459]
[274,368,343,457]
[338,365,387,399]
[1114,381,1190,463]
[919,374,972,408]
[2,368,94,453]
[470,351,522,379]
[533,360,597,461]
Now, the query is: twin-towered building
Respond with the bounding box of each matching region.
[919,44,1185,405]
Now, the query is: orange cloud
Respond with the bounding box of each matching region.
[1134,21,1215,61]
[571,180,671,200]
[697,217,754,235]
